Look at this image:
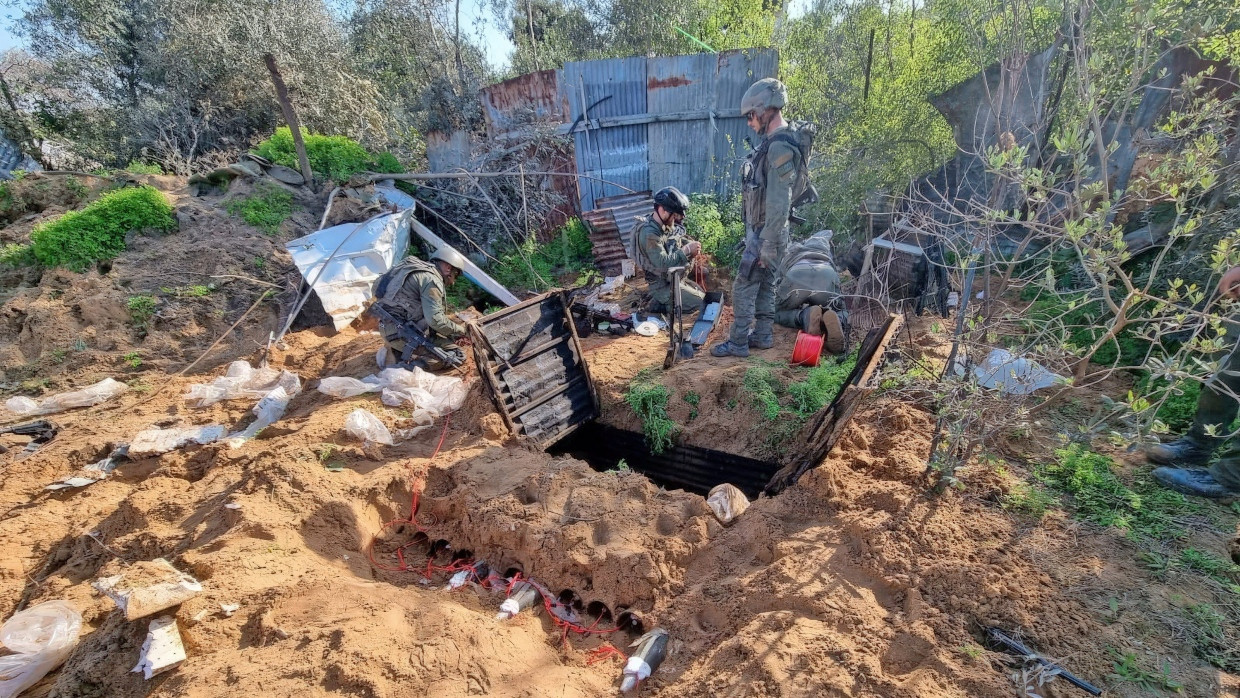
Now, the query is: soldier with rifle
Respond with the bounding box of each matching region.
[369,247,469,372]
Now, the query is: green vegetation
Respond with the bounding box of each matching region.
[1022,290,1151,367]
[1176,549,1240,592]
[609,458,631,473]
[253,127,404,182]
[1003,480,1058,518]
[683,391,700,421]
[1036,445,1201,540]
[0,243,37,268]
[126,295,158,328]
[122,351,143,369]
[684,193,744,270]
[161,284,213,298]
[226,184,295,235]
[1108,650,1183,693]
[740,353,859,456]
[29,186,175,270]
[1181,602,1240,672]
[125,161,163,175]
[487,217,594,293]
[1135,375,1203,435]
[625,369,678,454]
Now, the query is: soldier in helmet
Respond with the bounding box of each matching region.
[369,247,469,372]
[713,77,800,358]
[632,186,705,314]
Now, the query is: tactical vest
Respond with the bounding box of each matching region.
[741,122,817,233]
[372,256,440,330]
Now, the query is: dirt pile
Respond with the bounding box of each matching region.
[0,308,1237,696]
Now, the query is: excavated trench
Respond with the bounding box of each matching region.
[550,422,780,497]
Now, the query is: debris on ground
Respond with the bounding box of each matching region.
[93,558,203,620]
[183,360,300,407]
[621,628,670,693]
[131,615,186,680]
[129,424,227,455]
[705,483,749,524]
[318,366,466,415]
[963,348,1064,395]
[0,600,82,698]
[4,378,128,416]
[343,408,394,446]
[45,445,129,490]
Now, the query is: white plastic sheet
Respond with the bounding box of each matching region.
[5,378,128,416]
[706,483,750,524]
[968,348,1064,395]
[130,425,227,456]
[285,211,412,331]
[344,408,393,446]
[224,385,295,448]
[0,600,82,698]
[317,367,465,417]
[183,361,300,407]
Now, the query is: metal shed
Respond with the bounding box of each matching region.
[556,48,779,211]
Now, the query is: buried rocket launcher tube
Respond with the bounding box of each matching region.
[495,580,539,620]
[619,628,669,693]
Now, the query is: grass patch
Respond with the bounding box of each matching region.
[125,161,162,175]
[740,352,859,457]
[227,184,294,235]
[1036,444,1201,540]
[0,242,37,268]
[1003,480,1058,518]
[1180,602,1240,672]
[122,351,143,369]
[126,295,157,329]
[625,369,678,454]
[161,284,213,298]
[30,186,175,270]
[1108,649,1183,692]
[1177,548,1240,592]
[253,127,404,182]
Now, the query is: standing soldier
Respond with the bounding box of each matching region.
[369,248,469,372]
[712,77,801,358]
[632,186,705,314]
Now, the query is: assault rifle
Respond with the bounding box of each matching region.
[369,304,464,369]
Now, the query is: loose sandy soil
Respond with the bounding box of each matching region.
[0,175,1237,697]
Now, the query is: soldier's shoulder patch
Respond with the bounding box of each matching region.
[425,285,444,303]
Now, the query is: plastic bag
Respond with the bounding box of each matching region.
[344,409,393,446]
[317,376,382,398]
[130,425,227,456]
[4,378,128,416]
[394,409,435,440]
[183,361,300,407]
[224,386,293,448]
[0,600,82,698]
[706,483,750,524]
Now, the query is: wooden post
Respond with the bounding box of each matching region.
[263,53,313,185]
[863,29,875,102]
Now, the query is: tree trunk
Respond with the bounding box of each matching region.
[526,0,540,71]
[263,54,313,185]
[454,0,467,88]
[863,29,876,102]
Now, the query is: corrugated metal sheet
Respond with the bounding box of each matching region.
[647,54,717,195]
[561,56,649,211]
[479,70,565,138]
[581,191,651,275]
[712,48,780,200]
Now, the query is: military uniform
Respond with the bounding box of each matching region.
[727,127,800,347]
[371,256,465,370]
[1166,319,1240,491]
[633,214,705,313]
[773,230,842,330]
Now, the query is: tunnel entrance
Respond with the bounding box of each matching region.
[550,422,779,498]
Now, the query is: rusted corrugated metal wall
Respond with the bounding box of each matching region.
[480,70,567,137]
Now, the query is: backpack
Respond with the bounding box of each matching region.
[766,120,818,220]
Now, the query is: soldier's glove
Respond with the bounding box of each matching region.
[759,244,781,270]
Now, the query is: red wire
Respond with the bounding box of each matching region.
[365,415,452,573]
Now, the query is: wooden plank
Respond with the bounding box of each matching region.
[558,108,743,135]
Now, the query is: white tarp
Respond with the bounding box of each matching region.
[285,211,412,330]
[966,348,1064,395]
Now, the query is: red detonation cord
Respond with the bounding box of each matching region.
[587,644,627,665]
[365,413,627,640]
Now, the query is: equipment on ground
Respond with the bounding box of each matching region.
[368,304,464,369]
[986,628,1102,696]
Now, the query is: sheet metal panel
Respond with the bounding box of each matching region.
[712,49,780,200]
[647,54,717,195]
[562,56,649,211]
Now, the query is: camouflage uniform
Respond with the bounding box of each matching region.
[727,127,800,346]
[371,256,465,370]
[633,214,705,313]
[773,230,842,330]
[1166,319,1240,491]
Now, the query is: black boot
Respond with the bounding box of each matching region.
[1146,437,1213,466]
[1151,467,1240,499]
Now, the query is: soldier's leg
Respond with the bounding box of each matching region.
[677,281,705,314]
[417,336,464,372]
[727,272,761,346]
[378,322,409,367]
[1188,325,1240,447]
[774,308,802,329]
[647,279,672,314]
[750,266,779,347]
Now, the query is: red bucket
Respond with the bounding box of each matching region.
[790,331,823,367]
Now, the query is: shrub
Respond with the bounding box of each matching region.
[0,243,37,268]
[685,193,745,271]
[226,184,294,235]
[625,369,678,454]
[30,186,175,270]
[487,218,595,293]
[125,161,163,175]
[127,295,157,327]
[253,127,405,182]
